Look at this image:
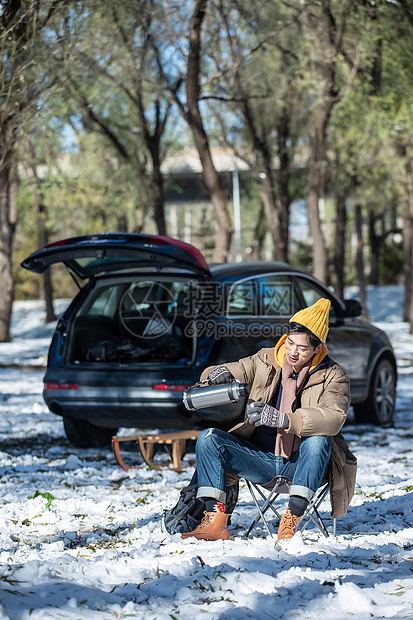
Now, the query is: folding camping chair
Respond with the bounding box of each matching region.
[243,476,336,538]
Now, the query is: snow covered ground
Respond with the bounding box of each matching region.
[0,285,412,619]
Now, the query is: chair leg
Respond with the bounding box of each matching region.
[300,484,330,537]
[249,483,285,520]
[302,505,329,537]
[244,479,286,537]
[244,478,335,539]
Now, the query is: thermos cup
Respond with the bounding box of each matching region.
[183,380,250,411]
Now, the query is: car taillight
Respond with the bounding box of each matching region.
[152,384,188,391]
[44,382,78,390]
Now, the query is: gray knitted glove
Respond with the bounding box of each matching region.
[208,365,233,385]
[247,402,288,428]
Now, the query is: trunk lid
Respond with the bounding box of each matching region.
[21,233,211,279]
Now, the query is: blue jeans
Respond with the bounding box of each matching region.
[195,428,331,505]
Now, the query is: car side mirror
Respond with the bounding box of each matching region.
[344,299,363,318]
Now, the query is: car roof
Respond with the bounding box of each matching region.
[210,261,305,280]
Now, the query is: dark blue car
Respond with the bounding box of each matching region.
[22,233,397,447]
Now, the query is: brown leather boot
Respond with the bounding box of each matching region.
[278,508,302,540]
[181,511,230,541]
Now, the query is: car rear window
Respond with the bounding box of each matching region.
[85,280,198,320]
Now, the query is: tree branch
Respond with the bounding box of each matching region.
[79,95,130,160]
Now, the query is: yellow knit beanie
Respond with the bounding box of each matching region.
[289,298,331,343]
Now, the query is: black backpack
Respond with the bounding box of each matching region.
[163,472,239,534]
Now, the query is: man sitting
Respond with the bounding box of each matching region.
[181,298,357,541]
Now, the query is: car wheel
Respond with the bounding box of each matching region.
[63,417,118,448]
[353,358,396,425]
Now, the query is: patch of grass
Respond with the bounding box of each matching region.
[27,490,54,509]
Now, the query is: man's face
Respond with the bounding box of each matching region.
[284,332,322,371]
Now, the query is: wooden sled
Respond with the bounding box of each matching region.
[112,430,200,472]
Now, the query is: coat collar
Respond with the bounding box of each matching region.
[304,364,330,388]
[274,333,329,372]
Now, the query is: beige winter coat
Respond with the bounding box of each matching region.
[201,346,357,519]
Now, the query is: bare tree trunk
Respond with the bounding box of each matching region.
[186,0,232,262]
[355,203,368,319]
[401,202,413,324]
[0,163,17,342]
[253,131,289,262]
[80,95,168,236]
[117,214,128,232]
[250,202,266,260]
[397,143,413,325]
[218,4,292,262]
[149,149,167,236]
[239,95,290,262]
[368,210,381,286]
[410,277,413,336]
[259,175,285,261]
[307,164,328,282]
[40,223,55,323]
[331,191,347,300]
[303,0,352,283]
[276,109,292,262]
[29,165,56,322]
[306,93,333,284]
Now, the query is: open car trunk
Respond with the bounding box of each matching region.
[21,233,211,368]
[66,277,198,367]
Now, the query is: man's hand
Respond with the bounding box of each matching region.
[247,402,288,429]
[208,365,233,385]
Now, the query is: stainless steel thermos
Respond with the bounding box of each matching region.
[183,380,250,411]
